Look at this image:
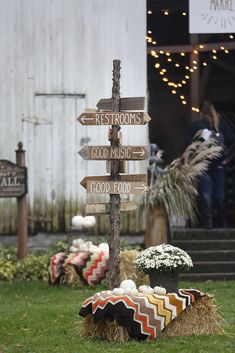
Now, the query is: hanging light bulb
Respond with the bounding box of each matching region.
[182,12,187,16]
[180,52,186,56]
[202,62,207,66]
[148,10,152,14]
[171,90,177,94]
[147,30,152,34]
[155,63,160,68]
[163,10,169,15]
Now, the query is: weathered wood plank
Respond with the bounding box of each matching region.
[77,111,150,125]
[78,145,150,160]
[97,97,145,111]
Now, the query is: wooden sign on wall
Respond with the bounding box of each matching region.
[0,160,27,198]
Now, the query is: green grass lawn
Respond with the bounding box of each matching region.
[0,280,235,353]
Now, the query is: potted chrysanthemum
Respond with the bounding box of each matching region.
[134,243,193,292]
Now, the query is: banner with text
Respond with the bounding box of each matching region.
[189,0,235,33]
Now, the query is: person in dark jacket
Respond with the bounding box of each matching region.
[190,101,231,228]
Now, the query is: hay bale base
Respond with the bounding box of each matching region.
[79,295,223,342]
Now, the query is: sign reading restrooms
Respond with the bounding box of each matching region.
[189,0,235,33]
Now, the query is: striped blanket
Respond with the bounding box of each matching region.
[79,289,203,340]
[49,251,109,285]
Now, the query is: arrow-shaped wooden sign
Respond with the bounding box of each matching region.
[86,180,150,195]
[77,111,151,125]
[80,174,147,189]
[85,201,137,215]
[78,145,150,160]
[97,97,145,111]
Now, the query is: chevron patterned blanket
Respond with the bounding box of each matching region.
[49,251,109,285]
[79,289,203,340]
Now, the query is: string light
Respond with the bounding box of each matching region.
[146,11,234,110]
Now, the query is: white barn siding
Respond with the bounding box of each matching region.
[0,0,147,233]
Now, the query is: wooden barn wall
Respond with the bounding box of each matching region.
[0,0,147,234]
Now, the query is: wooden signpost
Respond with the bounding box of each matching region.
[0,142,28,259]
[85,201,137,215]
[78,145,150,160]
[77,60,151,289]
[77,111,151,126]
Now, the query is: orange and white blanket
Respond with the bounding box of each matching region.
[79,289,203,340]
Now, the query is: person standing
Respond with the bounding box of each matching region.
[190,101,228,228]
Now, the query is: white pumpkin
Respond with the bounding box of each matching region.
[89,245,99,252]
[120,279,137,290]
[79,243,88,252]
[139,285,154,295]
[69,246,79,253]
[112,288,125,296]
[71,215,85,229]
[98,243,109,251]
[72,238,84,247]
[124,288,138,296]
[83,216,96,228]
[154,286,167,295]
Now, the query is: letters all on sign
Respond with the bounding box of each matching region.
[78,145,150,160]
[189,0,235,33]
[87,180,149,195]
[0,160,27,198]
[78,111,151,125]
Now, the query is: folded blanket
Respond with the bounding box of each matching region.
[48,251,109,285]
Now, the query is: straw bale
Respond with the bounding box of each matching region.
[79,294,223,342]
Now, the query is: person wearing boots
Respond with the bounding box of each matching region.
[190,101,229,228]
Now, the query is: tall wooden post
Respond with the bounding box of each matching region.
[108,60,121,289]
[16,142,28,259]
[190,34,200,122]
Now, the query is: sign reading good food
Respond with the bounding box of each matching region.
[189,0,235,33]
